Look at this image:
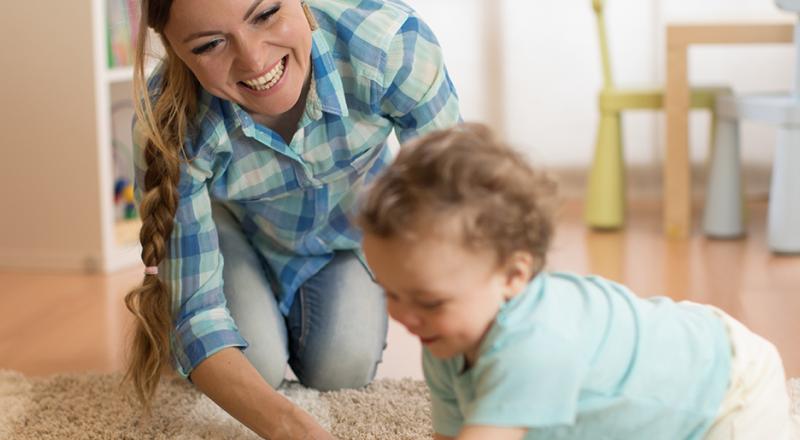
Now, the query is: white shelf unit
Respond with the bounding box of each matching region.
[107,66,137,84]
[0,0,145,272]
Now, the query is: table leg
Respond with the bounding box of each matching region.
[664,40,692,239]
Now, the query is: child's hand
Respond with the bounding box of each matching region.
[456,426,527,440]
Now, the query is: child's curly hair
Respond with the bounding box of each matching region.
[358,123,557,273]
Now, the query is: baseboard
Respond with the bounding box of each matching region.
[553,164,773,201]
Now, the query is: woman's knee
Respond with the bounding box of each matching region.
[296,341,384,391]
[292,308,387,390]
[289,251,388,390]
[246,349,288,389]
[211,202,290,388]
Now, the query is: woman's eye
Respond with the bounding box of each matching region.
[254,5,281,24]
[191,39,223,55]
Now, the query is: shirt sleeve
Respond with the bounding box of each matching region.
[422,349,464,437]
[132,119,248,379]
[379,12,462,142]
[464,332,588,429]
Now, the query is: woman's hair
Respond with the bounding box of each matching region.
[124,0,198,408]
[358,123,556,273]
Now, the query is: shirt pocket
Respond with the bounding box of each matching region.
[219,154,307,203]
[306,142,388,187]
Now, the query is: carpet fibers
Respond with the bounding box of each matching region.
[0,371,430,439]
[1,370,798,439]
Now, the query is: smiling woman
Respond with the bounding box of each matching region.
[163,0,314,135]
[123,0,461,439]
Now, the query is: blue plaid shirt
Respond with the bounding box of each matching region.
[133,0,461,377]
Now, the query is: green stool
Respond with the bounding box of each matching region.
[586,0,732,229]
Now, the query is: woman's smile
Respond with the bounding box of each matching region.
[238,55,289,96]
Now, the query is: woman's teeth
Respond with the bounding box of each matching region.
[242,58,286,91]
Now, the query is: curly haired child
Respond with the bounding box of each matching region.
[358,123,799,440]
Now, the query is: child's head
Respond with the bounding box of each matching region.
[359,123,555,363]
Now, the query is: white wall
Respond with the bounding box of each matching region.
[0,1,106,270]
[406,0,795,169]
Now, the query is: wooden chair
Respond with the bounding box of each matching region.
[586,0,732,229]
[703,0,800,253]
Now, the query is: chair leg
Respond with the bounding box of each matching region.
[703,116,745,238]
[586,111,625,229]
[767,125,800,253]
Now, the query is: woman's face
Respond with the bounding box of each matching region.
[163,0,312,119]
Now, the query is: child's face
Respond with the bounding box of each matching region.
[164,0,312,120]
[363,229,530,364]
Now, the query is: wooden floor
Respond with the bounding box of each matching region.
[1,199,799,379]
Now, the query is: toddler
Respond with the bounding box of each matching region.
[358,123,799,440]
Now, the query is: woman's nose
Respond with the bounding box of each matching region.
[233,36,266,73]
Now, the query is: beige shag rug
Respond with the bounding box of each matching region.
[0,370,431,439]
[1,370,799,439]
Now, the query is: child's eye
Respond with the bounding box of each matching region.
[254,5,281,24]
[420,300,444,310]
[384,291,400,302]
[191,39,223,55]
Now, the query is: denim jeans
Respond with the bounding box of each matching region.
[212,202,388,390]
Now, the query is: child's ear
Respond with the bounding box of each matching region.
[503,251,535,300]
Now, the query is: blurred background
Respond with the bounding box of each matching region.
[409,0,792,185]
[0,0,795,272]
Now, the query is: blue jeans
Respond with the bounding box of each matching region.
[213,203,388,390]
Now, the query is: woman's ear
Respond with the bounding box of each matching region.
[302,2,319,31]
[503,251,536,300]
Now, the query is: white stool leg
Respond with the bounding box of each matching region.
[768,125,800,253]
[704,116,744,238]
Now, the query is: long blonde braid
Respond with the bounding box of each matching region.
[123,0,198,408]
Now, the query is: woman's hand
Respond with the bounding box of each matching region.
[190,348,336,440]
[270,403,337,440]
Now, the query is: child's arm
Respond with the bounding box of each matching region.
[434,434,454,440]
[455,426,527,440]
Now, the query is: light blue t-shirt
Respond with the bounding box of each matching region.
[423,272,732,440]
